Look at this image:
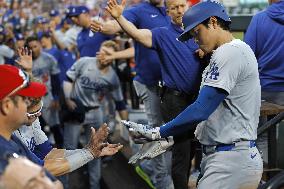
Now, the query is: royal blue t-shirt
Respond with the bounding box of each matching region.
[44,47,76,85]
[244,1,284,92]
[44,46,61,64]
[59,50,76,85]
[152,23,202,93]
[77,28,113,57]
[123,2,171,86]
[0,135,44,171]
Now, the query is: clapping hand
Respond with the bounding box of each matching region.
[16,47,33,73]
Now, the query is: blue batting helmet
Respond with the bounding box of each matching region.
[179,0,231,42]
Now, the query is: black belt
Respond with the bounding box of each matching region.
[164,86,194,98]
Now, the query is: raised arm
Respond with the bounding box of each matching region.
[105,0,153,48]
[90,19,122,35]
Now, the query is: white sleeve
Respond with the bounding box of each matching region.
[0,45,14,58]
[32,118,49,145]
[203,45,242,94]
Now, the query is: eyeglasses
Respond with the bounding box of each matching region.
[26,101,43,118]
[6,70,30,98]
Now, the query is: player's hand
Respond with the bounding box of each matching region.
[100,143,123,156]
[65,98,77,111]
[195,48,205,59]
[96,46,116,64]
[128,138,173,164]
[90,19,103,33]
[85,124,109,158]
[138,137,174,160]
[121,120,161,141]
[15,47,33,73]
[106,0,127,19]
[49,100,60,110]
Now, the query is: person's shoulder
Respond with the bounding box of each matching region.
[41,52,56,61]
[214,39,244,59]
[125,2,151,13]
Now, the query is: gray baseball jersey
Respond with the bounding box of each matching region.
[32,52,61,126]
[66,57,124,108]
[195,39,261,145]
[32,51,60,94]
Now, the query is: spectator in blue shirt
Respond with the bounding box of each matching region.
[90,1,174,189]
[106,0,203,188]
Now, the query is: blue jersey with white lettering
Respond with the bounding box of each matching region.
[151,23,202,93]
[77,29,113,57]
[123,2,171,85]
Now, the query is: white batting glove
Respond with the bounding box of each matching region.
[128,142,153,164]
[138,137,174,160]
[121,120,161,141]
[128,138,174,164]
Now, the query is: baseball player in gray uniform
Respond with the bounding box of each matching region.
[63,40,128,189]
[121,1,263,189]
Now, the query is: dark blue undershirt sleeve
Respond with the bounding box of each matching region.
[33,141,53,160]
[51,73,61,100]
[115,100,126,111]
[159,86,228,138]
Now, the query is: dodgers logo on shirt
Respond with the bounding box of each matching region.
[205,62,219,81]
[27,137,36,151]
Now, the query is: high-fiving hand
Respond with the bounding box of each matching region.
[105,0,127,19]
[15,47,33,73]
[85,124,109,158]
[121,120,161,141]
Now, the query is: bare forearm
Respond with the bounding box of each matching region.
[101,20,122,35]
[113,47,134,59]
[63,81,73,99]
[52,33,66,50]
[115,16,152,48]
[119,109,128,120]
[44,159,70,176]
[43,148,95,176]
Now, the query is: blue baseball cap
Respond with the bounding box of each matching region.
[179,1,231,42]
[15,33,24,41]
[67,5,89,17]
[49,9,59,17]
[61,16,73,25]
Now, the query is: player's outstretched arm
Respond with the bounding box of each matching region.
[90,19,122,35]
[43,124,122,176]
[121,86,228,140]
[106,0,153,48]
